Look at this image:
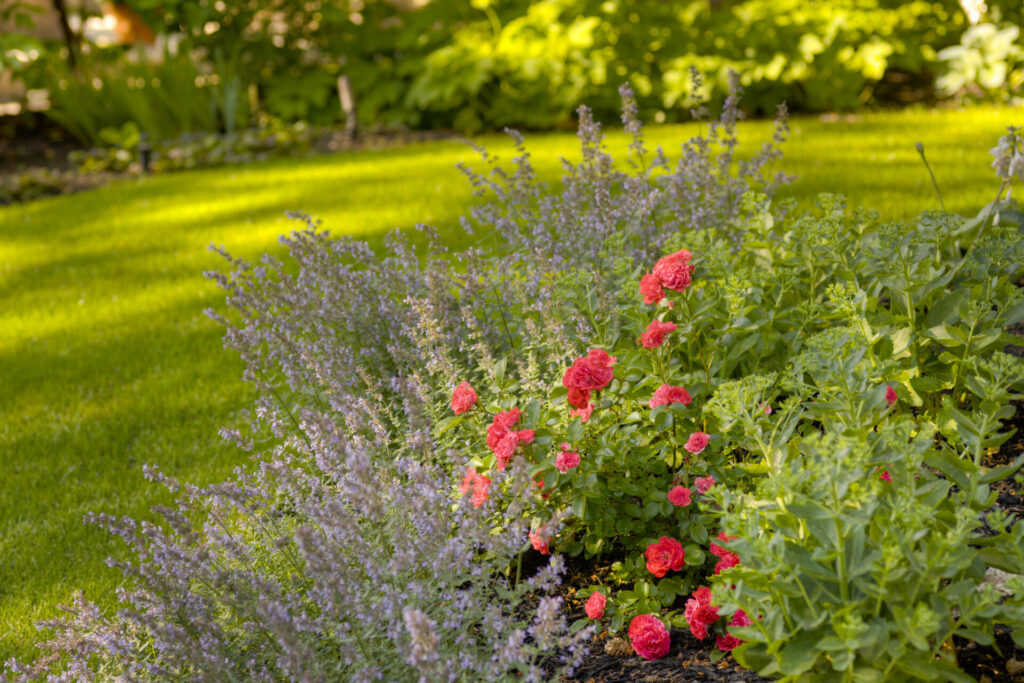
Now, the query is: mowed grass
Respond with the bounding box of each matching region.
[0,105,1019,661]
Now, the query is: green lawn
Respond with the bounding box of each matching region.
[0,105,1019,662]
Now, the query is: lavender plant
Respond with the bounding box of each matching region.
[6,433,592,681]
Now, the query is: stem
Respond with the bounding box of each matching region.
[915,142,945,212]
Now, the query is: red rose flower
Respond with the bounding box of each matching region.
[653,249,695,292]
[486,409,527,470]
[885,385,898,406]
[640,320,678,349]
[563,357,613,393]
[555,446,581,473]
[649,384,692,410]
[585,591,606,620]
[459,466,478,495]
[494,407,521,429]
[880,468,892,483]
[667,486,692,507]
[730,609,752,628]
[640,271,665,305]
[450,381,478,414]
[458,467,490,507]
[529,528,550,555]
[695,475,715,494]
[684,586,719,641]
[587,348,617,369]
[709,532,736,557]
[644,537,685,578]
[684,431,710,454]
[714,553,740,575]
[570,402,594,423]
[628,614,671,660]
[716,634,742,652]
[493,431,519,470]
[567,386,592,410]
[471,475,490,507]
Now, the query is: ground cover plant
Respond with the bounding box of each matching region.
[2,96,1024,679]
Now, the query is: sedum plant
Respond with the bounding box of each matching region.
[708,385,1024,681]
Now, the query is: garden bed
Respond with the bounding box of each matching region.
[5,86,1024,682]
[0,111,454,204]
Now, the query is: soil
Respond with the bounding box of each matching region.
[552,325,1024,682]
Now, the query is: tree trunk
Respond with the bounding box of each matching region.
[51,0,78,72]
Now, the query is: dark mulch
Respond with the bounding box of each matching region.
[956,626,1024,683]
[567,629,770,683]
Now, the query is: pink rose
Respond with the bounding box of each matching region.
[640,271,665,305]
[517,429,535,445]
[628,615,671,660]
[667,486,692,507]
[529,529,550,555]
[585,591,606,620]
[684,432,710,454]
[649,384,692,410]
[716,634,742,652]
[880,468,892,483]
[555,447,581,473]
[450,381,478,414]
[885,385,898,406]
[652,249,695,292]
[640,320,677,349]
[644,537,685,578]
[695,475,715,494]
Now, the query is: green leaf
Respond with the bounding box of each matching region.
[926,324,966,347]
[434,414,464,436]
[653,406,674,432]
[493,357,507,385]
[928,658,978,683]
[566,419,584,443]
[980,452,1024,484]
[572,495,587,520]
[779,630,820,675]
[569,618,591,634]
[1012,627,1024,649]
[924,449,976,490]
[890,326,913,358]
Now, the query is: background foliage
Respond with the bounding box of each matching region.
[5,0,1024,143]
